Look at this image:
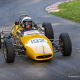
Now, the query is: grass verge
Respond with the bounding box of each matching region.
[50,0,80,23]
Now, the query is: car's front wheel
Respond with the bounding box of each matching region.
[3,39,15,63]
[59,33,72,56]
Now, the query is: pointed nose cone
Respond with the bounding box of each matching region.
[25,42,53,61]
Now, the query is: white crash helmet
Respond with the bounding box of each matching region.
[21,17,32,28]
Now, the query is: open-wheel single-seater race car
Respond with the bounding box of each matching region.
[0,14,72,63]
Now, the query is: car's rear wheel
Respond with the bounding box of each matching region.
[0,33,1,49]
[42,22,54,42]
[3,39,15,63]
[59,33,72,56]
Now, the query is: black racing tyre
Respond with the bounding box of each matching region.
[0,33,1,49]
[42,22,54,42]
[59,33,72,56]
[3,39,15,63]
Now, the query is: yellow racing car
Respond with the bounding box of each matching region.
[0,14,72,63]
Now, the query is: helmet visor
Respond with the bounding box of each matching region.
[25,22,32,25]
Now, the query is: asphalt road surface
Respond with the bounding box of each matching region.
[0,0,80,80]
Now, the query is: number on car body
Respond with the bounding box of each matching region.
[31,39,45,44]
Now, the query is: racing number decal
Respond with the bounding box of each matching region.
[31,39,45,44]
[28,38,47,44]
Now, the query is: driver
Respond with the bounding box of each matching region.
[17,17,38,35]
[21,17,33,32]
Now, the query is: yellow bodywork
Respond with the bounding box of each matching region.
[11,24,54,61]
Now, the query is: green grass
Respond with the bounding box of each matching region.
[50,0,80,23]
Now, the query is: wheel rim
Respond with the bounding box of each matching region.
[3,45,7,60]
[59,37,64,54]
